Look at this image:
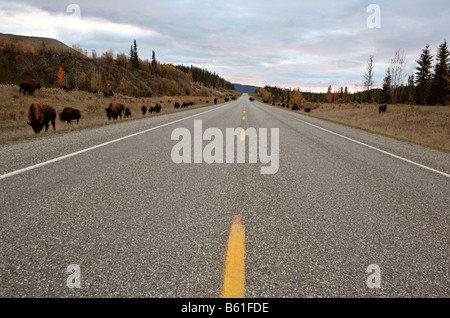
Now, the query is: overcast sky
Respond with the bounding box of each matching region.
[0,0,448,92]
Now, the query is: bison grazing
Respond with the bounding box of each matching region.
[141,105,148,115]
[124,107,131,118]
[27,103,56,134]
[104,90,114,98]
[379,104,387,113]
[174,102,181,109]
[105,103,124,120]
[19,80,41,95]
[59,107,81,124]
[154,103,162,113]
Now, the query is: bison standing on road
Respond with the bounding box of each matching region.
[27,103,56,134]
[105,103,124,120]
[59,107,81,124]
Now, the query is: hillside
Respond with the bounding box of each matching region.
[0,32,77,54]
[0,33,236,98]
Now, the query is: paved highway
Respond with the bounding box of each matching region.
[0,94,448,297]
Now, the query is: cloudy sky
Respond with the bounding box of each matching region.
[0,0,448,92]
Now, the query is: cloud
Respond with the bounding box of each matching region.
[1,0,449,92]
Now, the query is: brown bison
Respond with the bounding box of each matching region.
[27,103,56,134]
[174,102,181,109]
[141,105,148,115]
[124,107,131,118]
[249,97,255,102]
[304,108,311,113]
[291,105,299,111]
[379,104,387,113]
[214,98,218,104]
[59,107,81,124]
[19,80,41,95]
[105,103,124,120]
[104,90,114,98]
[154,103,162,113]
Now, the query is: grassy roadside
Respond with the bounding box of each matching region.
[0,84,229,144]
[253,97,450,153]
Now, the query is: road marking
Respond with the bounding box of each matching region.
[301,120,450,178]
[243,116,246,120]
[221,215,245,298]
[257,101,450,178]
[240,129,246,141]
[0,103,232,181]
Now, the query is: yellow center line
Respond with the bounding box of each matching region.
[221,215,245,298]
[240,129,246,141]
[242,116,246,120]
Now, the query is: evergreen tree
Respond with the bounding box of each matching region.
[129,40,139,69]
[151,51,157,70]
[415,44,433,105]
[382,67,391,103]
[430,40,449,105]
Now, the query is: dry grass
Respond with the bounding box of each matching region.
[0,84,224,143]
[290,102,450,152]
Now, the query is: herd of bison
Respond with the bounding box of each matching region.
[18,80,223,134]
[18,79,389,135]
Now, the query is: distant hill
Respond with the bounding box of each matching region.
[232,83,260,94]
[0,32,78,54]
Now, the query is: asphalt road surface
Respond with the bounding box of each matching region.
[1,94,448,298]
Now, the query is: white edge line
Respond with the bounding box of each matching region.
[302,117,450,178]
[254,101,449,178]
[0,103,232,180]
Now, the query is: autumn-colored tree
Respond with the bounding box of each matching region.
[289,89,303,105]
[26,41,35,54]
[57,67,66,86]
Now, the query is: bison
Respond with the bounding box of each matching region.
[214,98,218,104]
[19,80,41,95]
[104,90,114,98]
[59,107,81,124]
[291,105,299,111]
[105,103,124,120]
[62,84,72,92]
[141,105,148,115]
[154,103,162,113]
[249,97,255,102]
[174,102,181,109]
[304,108,311,113]
[27,103,56,134]
[379,104,387,113]
[124,107,131,118]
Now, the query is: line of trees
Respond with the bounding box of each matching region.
[255,40,449,106]
[377,40,449,105]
